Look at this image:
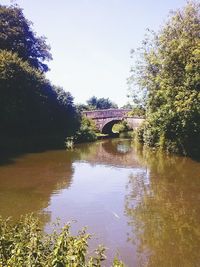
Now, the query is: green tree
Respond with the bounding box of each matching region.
[74,116,98,143]
[0,4,52,72]
[87,96,98,109]
[87,96,118,110]
[76,103,90,112]
[0,4,80,151]
[121,103,133,109]
[0,50,79,150]
[129,1,200,157]
[53,86,80,136]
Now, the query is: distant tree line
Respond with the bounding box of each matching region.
[77,96,118,111]
[128,1,200,158]
[0,4,80,151]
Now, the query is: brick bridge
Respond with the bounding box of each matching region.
[82,109,144,134]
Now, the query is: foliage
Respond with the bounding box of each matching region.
[121,103,145,118]
[135,123,145,144]
[0,4,52,72]
[0,215,125,266]
[74,116,98,143]
[65,136,74,150]
[113,121,131,133]
[76,103,90,112]
[0,50,79,149]
[121,103,133,110]
[86,96,118,110]
[0,4,80,151]
[129,1,200,157]
[112,257,126,267]
[127,106,145,118]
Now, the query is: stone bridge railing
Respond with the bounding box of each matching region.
[82,109,131,119]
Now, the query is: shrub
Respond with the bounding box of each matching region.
[65,136,74,150]
[74,116,97,143]
[136,124,145,144]
[0,215,125,267]
[113,121,131,134]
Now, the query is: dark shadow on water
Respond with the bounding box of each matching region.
[0,147,75,223]
[0,136,66,166]
[191,154,200,163]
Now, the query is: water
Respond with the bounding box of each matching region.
[0,139,200,266]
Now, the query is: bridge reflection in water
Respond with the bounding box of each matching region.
[76,138,144,169]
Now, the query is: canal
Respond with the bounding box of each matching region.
[0,139,200,266]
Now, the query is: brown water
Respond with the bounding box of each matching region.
[0,139,200,266]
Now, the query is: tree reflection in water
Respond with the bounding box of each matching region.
[125,144,200,267]
[0,150,75,226]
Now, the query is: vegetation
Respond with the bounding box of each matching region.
[121,103,145,117]
[0,4,52,72]
[65,136,75,150]
[128,1,200,157]
[78,96,118,111]
[74,116,98,143]
[0,215,125,267]
[65,117,98,149]
[0,4,80,152]
[112,122,134,139]
[127,106,145,118]
[121,103,133,110]
[112,121,131,134]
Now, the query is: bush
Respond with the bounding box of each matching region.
[136,123,145,144]
[113,121,131,134]
[65,136,74,150]
[74,116,97,143]
[0,215,125,267]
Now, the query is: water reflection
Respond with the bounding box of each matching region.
[76,139,143,169]
[0,139,200,266]
[0,150,74,223]
[125,143,200,267]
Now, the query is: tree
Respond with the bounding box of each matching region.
[86,96,118,110]
[0,4,80,151]
[86,96,98,109]
[0,4,52,72]
[0,50,79,146]
[121,103,145,117]
[53,86,80,136]
[121,103,133,109]
[76,103,90,112]
[129,1,200,157]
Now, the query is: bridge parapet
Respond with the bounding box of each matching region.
[83,109,131,119]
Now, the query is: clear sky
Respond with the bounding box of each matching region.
[2,0,187,106]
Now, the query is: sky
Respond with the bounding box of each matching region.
[2,0,187,106]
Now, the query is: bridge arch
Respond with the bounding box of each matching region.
[102,119,121,134]
[82,109,144,135]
